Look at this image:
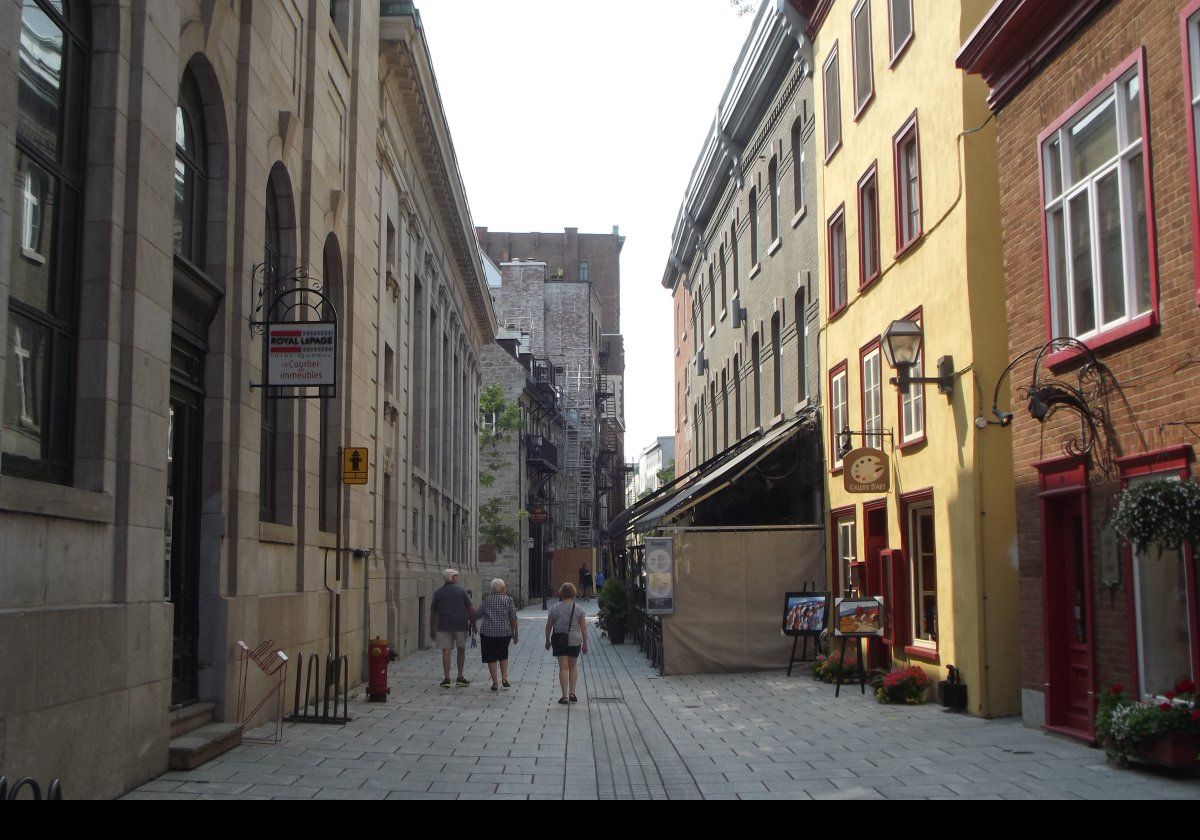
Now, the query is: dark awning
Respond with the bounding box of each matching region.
[629,418,805,534]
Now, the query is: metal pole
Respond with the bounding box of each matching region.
[335,448,343,665]
[539,522,547,611]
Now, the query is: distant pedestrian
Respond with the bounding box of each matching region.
[545,582,588,704]
[596,569,605,593]
[476,578,519,691]
[430,569,475,688]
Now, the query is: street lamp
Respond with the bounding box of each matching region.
[882,319,955,396]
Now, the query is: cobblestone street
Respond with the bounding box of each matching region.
[125,605,1200,800]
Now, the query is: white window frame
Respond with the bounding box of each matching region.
[851,0,874,114]
[838,516,858,596]
[862,348,882,450]
[909,504,938,648]
[1042,65,1151,342]
[831,368,848,469]
[901,315,925,444]
[21,166,45,260]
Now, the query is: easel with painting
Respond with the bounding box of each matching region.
[782,584,828,677]
[832,596,885,698]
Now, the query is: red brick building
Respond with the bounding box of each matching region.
[961,0,1200,739]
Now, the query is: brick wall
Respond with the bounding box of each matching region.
[994,0,1200,700]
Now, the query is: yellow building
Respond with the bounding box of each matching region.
[804,0,1019,716]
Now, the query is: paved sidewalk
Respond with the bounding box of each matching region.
[125,604,1200,800]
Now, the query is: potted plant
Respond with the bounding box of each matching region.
[811,648,859,684]
[1096,681,1200,769]
[597,578,629,645]
[875,666,930,705]
[1111,478,1200,558]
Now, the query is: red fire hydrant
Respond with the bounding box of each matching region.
[367,637,390,701]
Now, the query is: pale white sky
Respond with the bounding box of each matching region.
[418,0,756,462]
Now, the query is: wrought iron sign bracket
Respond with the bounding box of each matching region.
[248,261,339,400]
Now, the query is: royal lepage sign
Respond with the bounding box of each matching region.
[268,323,337,387]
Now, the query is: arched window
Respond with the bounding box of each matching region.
[733,353,742,440]
[768,156,780,243]
[4,0,89,483]
[730,221,740,293]
[751,334,762,430]
[175,73,207,265]
[795,289,808,401]
[318,235,342,533]
[771,313,783,418]
[792,118,804,213]
[261,166,297,524]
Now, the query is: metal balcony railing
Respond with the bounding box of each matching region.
[525,435,559,472]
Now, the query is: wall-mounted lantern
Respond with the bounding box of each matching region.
[882,320,954,396]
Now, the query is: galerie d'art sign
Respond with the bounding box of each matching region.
[843,447,890,494]
[268,323,337,388]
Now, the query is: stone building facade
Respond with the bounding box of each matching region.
[961,0,1200,738]
[0,0,492,798]
[665,0,823,516]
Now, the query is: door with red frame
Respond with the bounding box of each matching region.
[1043,492,1094,738]
[863,504,890,670]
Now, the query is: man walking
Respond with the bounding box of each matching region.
[430,569,474,688]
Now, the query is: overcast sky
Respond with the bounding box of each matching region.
[417,0,756,462]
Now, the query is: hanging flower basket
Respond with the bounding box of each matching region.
[1111,478,1200,557]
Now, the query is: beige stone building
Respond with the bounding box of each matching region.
[0,0,493,798]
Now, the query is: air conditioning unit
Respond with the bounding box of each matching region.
[732,304,748,330]
[694,350,708,376]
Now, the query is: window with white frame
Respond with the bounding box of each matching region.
[20,165,46,257]
[908,503,938,646]
[830,368,848,469]
[862,347,882,450]
[824,46,842,159]
[889,0,913,62]
[852,0,873,113]
[1130,474,1195,700]
[1187,12,1200,255]
[901,314,925,444]
[829,209,848,313]
[837,515,859,596]
[1043,63,1152,341]
[895,116,922,249]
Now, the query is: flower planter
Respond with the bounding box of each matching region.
[1135,731,1200,770]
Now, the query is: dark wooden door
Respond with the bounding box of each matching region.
[863,504,890,670]
[169,339,205,707]
[1045,493,1094,737]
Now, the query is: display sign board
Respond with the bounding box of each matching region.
[342,447,369,485]
[843,447,890,494]
[645,537,675,615]
[267,323,337,388]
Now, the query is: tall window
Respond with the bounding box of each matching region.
[708,263,717,325]
[710,380,718,456]
[720,368,729,450]
[733,353,742,439]
[730,220,740,293]
[330,0,350,43]
[261,170,296,525]
[859,166,880,286]
[824,45,842,160]
[888,0,914,63]
[894,114,923,251]
[1042,58,1153,342]
[828,207,848,315]
[791,118,804,214]
[751,334,762,429]
[901,312,925,444]
[836,513,860,596]
[175,74,207,265]
[749,187,760,267]
[908,503,938,647]
[852,0,874,114]
[1187,8,1200,302]
[861,345,882,450]
[578,261,589,282]
[830,366,848,469]
[4,0,88,483]
[771,313,782,418]
[795,289,808,401]
[719,245,728,310]
[697,279,705,339]
[318,236,342,534]
[768,156,780,243]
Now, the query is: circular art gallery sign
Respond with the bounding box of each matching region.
[267,323,337,387]
[843,447,890,495]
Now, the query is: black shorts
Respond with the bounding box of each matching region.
[552,637,581,659]
[480,634,512,664]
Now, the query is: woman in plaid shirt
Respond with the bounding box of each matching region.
[476,579,520,691]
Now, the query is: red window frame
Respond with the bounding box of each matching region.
[1037,49,1161,367]
[881,548,910,648]
[1181,2,1200,308]
[893,111,923,256]
[831,504,859,597]
[824,43,843,163]
[1115,446,1198,699]
[859,336,882,451]
[851,0,875,120]
[828,360,849,474]
[827,203,848,318]
[858,163,881,289]
[896,305,926,450]
[887,0,914,68]
[900,488,939,662]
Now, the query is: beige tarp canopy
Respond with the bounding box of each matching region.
[660,527,826,676]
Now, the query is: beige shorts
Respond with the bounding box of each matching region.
[436,631,468,650]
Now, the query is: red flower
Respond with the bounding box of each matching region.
[1159,703,1174,712]
[1178,680,1197,694]
[1110,684,1124,695]
[1191,711,1200,723]
[1165,690,1178,701]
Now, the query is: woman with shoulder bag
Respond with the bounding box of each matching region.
[545,582,588,705]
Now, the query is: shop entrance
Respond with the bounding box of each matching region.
[1043,491,1094,738]
[863,502,890,670]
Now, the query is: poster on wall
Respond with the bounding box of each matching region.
[833,596,885,637]
[782,592,829,637]
[645,537,675,615]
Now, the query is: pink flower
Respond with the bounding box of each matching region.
[1159,703,1174,712]
[1110,684,1124,695]
[1165,690,1178,701]
[1191,711,1200,723]
[1178,680,1197,694]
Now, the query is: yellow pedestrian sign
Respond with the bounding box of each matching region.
[342,447,369,485]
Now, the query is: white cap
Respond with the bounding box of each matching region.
[444,569,460,582]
